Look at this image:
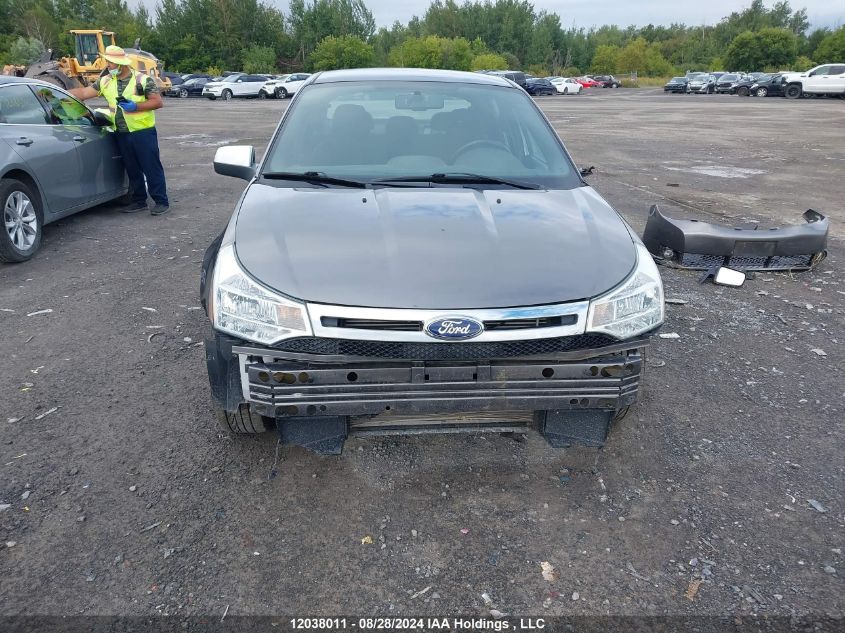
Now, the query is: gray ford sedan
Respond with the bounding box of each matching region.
[202,68,664,454]
[0,77,126,262]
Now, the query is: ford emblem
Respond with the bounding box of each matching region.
[424,316,484,341]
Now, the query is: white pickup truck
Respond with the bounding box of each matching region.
[781,64,845,98]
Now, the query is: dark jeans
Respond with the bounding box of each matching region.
[114,127,169,206]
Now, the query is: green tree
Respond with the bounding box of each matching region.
[725,28,797,71]
[7,36,45,65]
[814,26,845,63]
[756,27,798,68]
[616,37,671,76]
[793,55,814,71]
[289,0,375,65]
[590,44,620,73]
[724,31,762,70]
[310,34,374,70]
[388,35,473,71]
[471,52,507,70]
[242,44,277,74]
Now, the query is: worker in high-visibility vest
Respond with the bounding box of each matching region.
[70,45,169,215]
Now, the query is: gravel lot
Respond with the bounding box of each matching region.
[1,89,842,624]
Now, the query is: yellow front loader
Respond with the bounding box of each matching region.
[20,29,171,91]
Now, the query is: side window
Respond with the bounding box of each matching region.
[830,66,845,76]
[809,66,830,76]
[34,86,94,126]
[0,85,49,125]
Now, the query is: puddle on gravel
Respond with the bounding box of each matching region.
[664,165,766,178]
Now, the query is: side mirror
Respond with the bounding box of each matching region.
[714,267,746,287]
[93,110,112,127]
[214,145,256,180]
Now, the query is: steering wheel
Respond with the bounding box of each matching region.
[452,139,511,162]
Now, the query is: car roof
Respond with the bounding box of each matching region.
[0,76,66,90]
[312,67,514,88]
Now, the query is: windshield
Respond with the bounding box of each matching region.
[222,75,242,83]
[262,81,579,188]
[721,74,738,81]
[670,77,686,82]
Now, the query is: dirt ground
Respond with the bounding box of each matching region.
[1,89,843,625]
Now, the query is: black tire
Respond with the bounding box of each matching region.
[736,86,749,97]
[215,403,271,435]
[179,88,188,98]
[276,87,288,99]
[755,87,768,98]
[785,84,802,99]
[207,95,216,101]
[222,89,233,101]
[0,178,43,263]
[257,90,266,100]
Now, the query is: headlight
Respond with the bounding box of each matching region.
[586,243,664,339]
[211,244,312,344]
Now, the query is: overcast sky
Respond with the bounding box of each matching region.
[132,0,844,30]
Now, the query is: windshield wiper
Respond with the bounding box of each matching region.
[375,172,540,190]
[261,171,367,188]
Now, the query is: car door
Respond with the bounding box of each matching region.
[192,78,209,95]
[0,83,81,215]
[231,76,248,96]
[828,65,845,92]
[803,65,831,93]
[245,76,265,95]
[34,84,125,201]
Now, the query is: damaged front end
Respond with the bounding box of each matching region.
[642,206,828,272]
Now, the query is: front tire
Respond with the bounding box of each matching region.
[179,88,188,98]
[276,87,288,99]
[206,95,216,100]
[0,179,43,263]
[257,90,266,100]
[736,86,749,97]
[216,403,271,435]
[222,89,233,101]
[785,84,802,99]
[755,87,768,97]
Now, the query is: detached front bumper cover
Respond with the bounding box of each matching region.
[642,205,828,272]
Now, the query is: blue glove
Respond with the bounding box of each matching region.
[118,99,138,112]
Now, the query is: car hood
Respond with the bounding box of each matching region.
[233,184,637,309]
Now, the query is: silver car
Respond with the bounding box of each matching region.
[0,77,126,262]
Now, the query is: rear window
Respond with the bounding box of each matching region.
[0,85,48,125]
[263,80,579,189]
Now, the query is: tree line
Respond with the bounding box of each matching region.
[2,0,844,78]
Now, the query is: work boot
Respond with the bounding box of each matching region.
[151,204,170,216]
[121,201,147,213]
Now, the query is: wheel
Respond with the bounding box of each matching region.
[215,403,271,435]
[207,95,216,100]
[257,90,266,100]
[755,87,768,97]
[0,178,43,263]
[785,84,802,99]
[276,87,288,99]
[563,87,568,94]
[736,86,749,97]
[179,88,188,98]
[222,89,233,101]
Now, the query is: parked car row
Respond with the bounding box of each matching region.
[664,64,845,99]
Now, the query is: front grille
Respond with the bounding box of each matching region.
[272,334,620,360]
[483,316,574,331]
[680,252,813,271]
[321,317,422,331]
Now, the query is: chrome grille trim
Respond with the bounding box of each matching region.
[305,301,590,342]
